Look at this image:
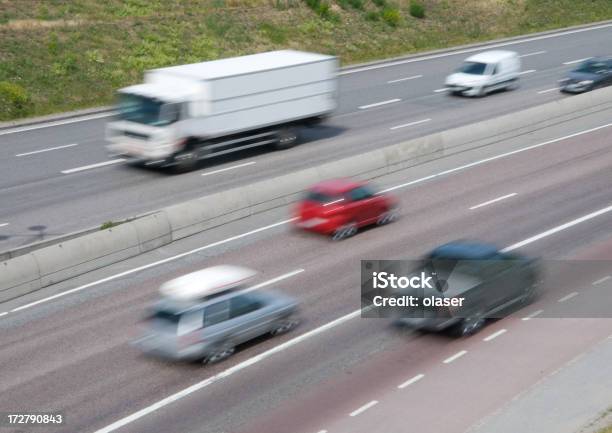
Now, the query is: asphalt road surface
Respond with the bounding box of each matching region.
[1,23,612,250]
[0,104,611,433]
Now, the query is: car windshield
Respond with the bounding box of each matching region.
[575,59,608,74]
[457,61,488,75]
[306,191,343,204]
[422,258,484,277]
[117,93,179,126]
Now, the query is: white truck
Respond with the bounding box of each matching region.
[106,50,338,171]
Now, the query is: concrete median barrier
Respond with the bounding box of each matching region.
[0,254,41,303]
[1,87,612,300]
[32,223,140,287]
[247,167,321,215]
[132,211,173,252]
[166,186,254,241]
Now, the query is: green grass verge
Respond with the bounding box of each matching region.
[0,0,611,120]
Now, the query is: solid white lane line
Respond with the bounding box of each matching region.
[243,269,304,293]
[201,161,255,176]
[358,99,401,109]
[0,223,8,228]
[388,75,423,83]
[502,202,612,252]
[443,350,467,364]
[61,159,126,174]
[434,88,448,93]
[94,307,362,433]
[483,329,507,342]
[519,50,547,57]
[0,312,8,317]
[519,69,536,75]
[563,57,590,65]
[15,143,78,157]
[522,309,544,321]
[380,123,612,194]
[469,193,517,210]
[537,87,560,94]
[592,276,611,285]
[390,118,431,130]
[398,374,425,389]
[558,292,578,302]
[0,112,115,137]
[317,430,328,433]
[339,23,612,75]
[349,401,379,417]
[8,218,297,314]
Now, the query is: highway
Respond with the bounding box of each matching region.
[0,101,611,433]
[1,22,612,250]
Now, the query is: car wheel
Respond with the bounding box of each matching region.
[332,222,357,241]
[475,86,486,97]
[453,315,485,337]
[521,281,539,305]
[376,209,399,225]
[206,342,235,364]
[507,79,519,91]
[271,313,300,335]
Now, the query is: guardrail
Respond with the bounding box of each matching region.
[2,87,612,302]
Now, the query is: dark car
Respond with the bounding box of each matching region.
[393,241,540,336]
[559,57,612,94]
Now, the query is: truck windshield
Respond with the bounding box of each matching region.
[117,93,179,126]
[457,61,488,75]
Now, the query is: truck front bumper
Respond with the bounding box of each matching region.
[106,140,178,166]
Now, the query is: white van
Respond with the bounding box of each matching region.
[445,50,521,97]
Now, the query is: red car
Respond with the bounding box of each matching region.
[294,179,398,240]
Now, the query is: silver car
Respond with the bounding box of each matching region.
[133,266,299,363]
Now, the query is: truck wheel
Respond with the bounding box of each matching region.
[173,144,199,173]
[273,128,299,150]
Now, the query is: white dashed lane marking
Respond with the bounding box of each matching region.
[558,292,578,302]
[388,75,423,84]
[398,374,425,389]
[483,329,507,342]
[349,400,379,417]
[593,276,611,285]
[443,350,467,364]
[522,309,544,321]
[358,99,401,109]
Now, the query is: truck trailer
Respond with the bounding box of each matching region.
[106,50,338,171]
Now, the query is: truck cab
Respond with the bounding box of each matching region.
[106,84,191,165]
